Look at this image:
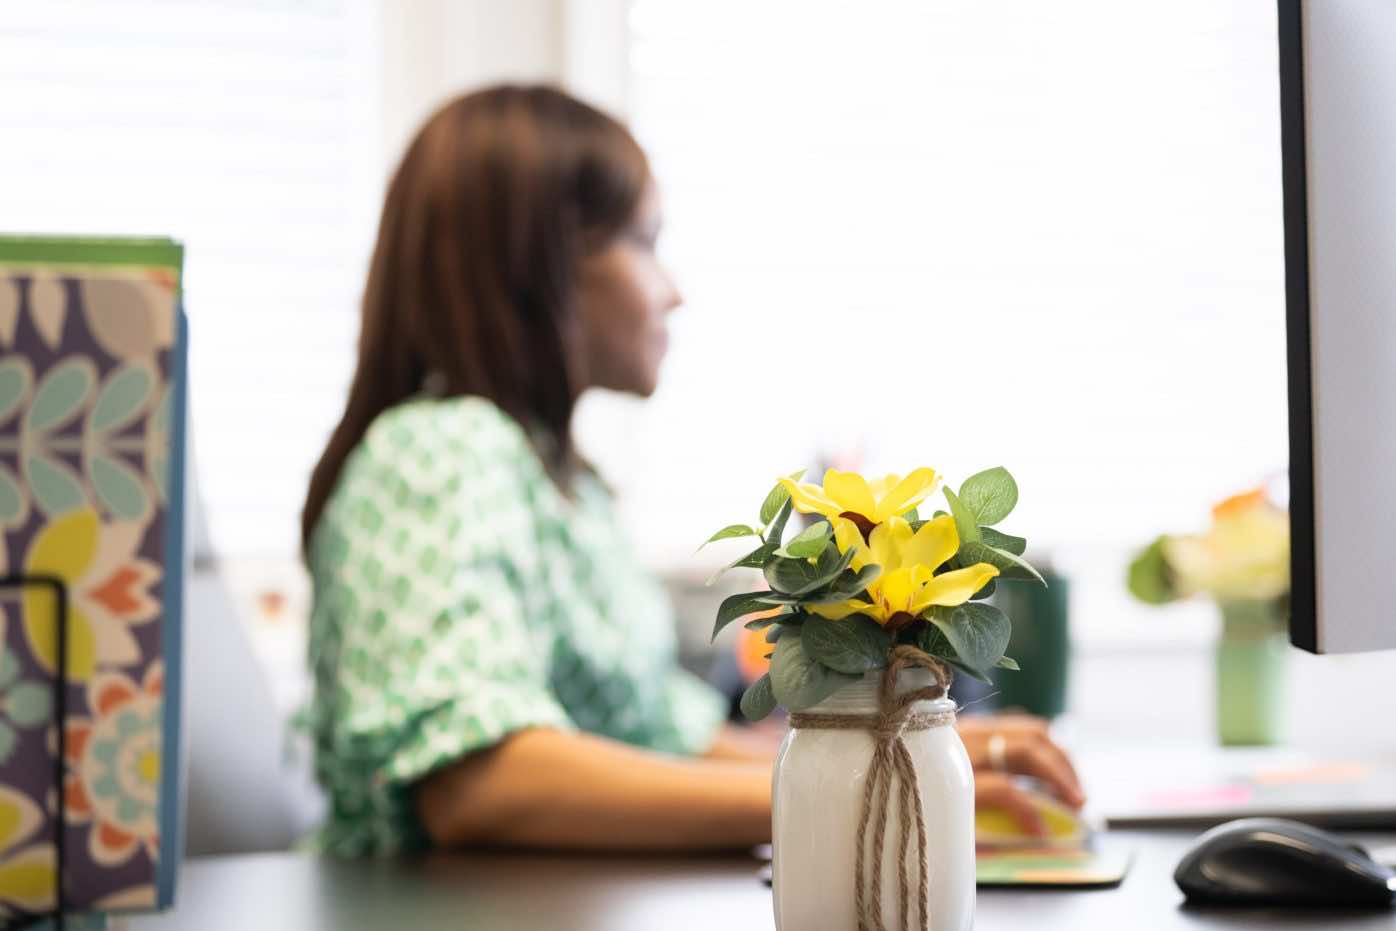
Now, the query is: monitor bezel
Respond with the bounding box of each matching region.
[1277,0,1318,653]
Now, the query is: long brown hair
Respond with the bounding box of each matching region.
[301,85,648,550]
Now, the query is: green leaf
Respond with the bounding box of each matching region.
[25,454,87,518]
[26,358,94,435]
[956,541,1046,586]
[706,529,781,585]
[970,578,997,601]
[759,469,806,525]
[769,629,860,711]
[765,624,788,644]
[995,656,1021,671]
[959,467,1018,526]
[943,487,982,544]
[1127,536,1177,605]
[698,524,761,551]
[903,507,920,523]
[929,602,1012,675]
[777,520,832,559]
[0,357,33,426]
[980,526,1027,556]
[801,614,892,674]
[764,545,855,596]
[989,546,1046,585]
[711,590,779,641]
[90,453,149,521]
[90,363,155,435]
[734,540,778,568]
[913,621,956,659]
[908,622,989,683]
[766,496,795,543]
[0,464,26,528]
[805,564,882,603]
[743,612,783,630]
[740,674,778,721]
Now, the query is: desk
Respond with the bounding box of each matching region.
[129,831,1396,931]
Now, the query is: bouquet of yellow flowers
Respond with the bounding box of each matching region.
[1128,488,1290,607]
[702,466,1043,719]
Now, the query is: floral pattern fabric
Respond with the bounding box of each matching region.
[0,255,183,918]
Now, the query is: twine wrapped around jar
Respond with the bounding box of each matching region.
[788,646,955,931]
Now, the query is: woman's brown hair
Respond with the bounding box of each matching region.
[301,84,649,550]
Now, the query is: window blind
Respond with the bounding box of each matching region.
[0,0,381,558]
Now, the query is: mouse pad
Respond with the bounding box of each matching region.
[756,843,1134,890]
[975,842,1134,889]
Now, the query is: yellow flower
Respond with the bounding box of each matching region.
[779,468,939,531]
[1164,488,1289,601]
[810,515,999,629]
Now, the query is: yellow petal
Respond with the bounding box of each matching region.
[780,479,842,520]
[867,474,898,500]
[809,599,878,621]
[823,469,877,520]
[868,516,913,572]
[900,514,959,573]
[917,563,1000,610]
[872,467,939,521]
[831,517,869,572]
[24,508,98,580]
[878,567,918,616]
[0,844,56,911]
[0,786,43,852]
[23,509,100,680]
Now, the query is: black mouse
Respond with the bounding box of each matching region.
[1174,817,1396,907]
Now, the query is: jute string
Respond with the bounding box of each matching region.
[788,646,955,931]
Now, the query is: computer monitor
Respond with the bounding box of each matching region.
[1278,0,1396,653]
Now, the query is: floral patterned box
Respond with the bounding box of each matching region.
[0,238,187,921]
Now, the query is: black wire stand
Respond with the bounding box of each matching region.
[0,574,68,931]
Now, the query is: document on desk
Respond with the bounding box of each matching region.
[1086,746,1396,829]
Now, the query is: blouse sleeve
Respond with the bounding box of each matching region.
[311,402,575,797]
[643,664,729,757]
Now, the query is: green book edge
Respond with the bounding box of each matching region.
[0,236,184,300]
[0,236,183,272]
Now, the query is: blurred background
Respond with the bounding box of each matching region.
[3,0,1392,772]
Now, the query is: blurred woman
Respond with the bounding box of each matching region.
[301,85,1082,855]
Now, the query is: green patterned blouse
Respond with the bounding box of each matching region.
[305,395,727,855]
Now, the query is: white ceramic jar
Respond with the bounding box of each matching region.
[771,668,975,931]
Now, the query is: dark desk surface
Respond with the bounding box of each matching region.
[129,831,1396,931]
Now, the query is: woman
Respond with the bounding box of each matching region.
[302,85,1083,856]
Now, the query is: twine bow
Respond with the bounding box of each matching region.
[789,645,955,931]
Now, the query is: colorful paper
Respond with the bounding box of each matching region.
[0,237,186,919]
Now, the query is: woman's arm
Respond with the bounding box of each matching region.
[703,723,784,763]
[415,727,772,851]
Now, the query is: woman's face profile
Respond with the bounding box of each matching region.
[575,180,681,398]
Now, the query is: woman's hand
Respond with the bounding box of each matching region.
[959,714,1085,835]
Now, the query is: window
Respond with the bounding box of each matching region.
[577,1,1288,643]
[0,0,382,558]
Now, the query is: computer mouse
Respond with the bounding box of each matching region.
[1174,817,1396,907]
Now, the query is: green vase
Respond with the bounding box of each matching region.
[991,568,1069,719]
[1215,600,1288,746]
